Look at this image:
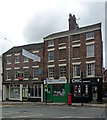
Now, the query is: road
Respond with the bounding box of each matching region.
[1,104,107,120]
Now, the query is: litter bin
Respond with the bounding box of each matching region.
[68,93,72,105]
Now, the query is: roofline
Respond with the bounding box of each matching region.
[44,22,101,41]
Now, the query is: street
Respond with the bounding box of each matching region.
[1,103,106,120]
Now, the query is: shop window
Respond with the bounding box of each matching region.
[74,85,81,96]
[7,56,11,64]
[28,85,41,97]
[48,67,54,78]
[86,44,94,57]
[59,49,66,60]
[53,84,65,96]
[48,51,54,61]
[10,85,20,99]
[73,65,80,77]
[87,63,95,76]
[7,70,11,80]
[60,66,66,77]
[73,47,80,58]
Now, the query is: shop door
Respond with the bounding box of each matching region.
[92,86,97,101]
[22,88,28,101]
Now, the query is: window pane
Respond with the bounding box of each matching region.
[15,56,20,63]
[86,44,94,57]
[24,68,28,78]
[60,66,66,77]
[73,47,80,58]
[59,49,66,59]
[33,68,38,78]
[48,67,54,78]
[7,56,11,63]
[48,40,54,46]
[73,65,80,77]
[48,51,54,61]
[87,63,95,76]
[7,70,11,79]
[86,32,94,39]
[14,69,19,79]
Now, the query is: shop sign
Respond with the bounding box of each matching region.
[72,79,81,83]
[47,79,67,84]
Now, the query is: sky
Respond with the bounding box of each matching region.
[0,0,106,67]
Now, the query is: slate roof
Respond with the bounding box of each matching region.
[44,23,101,40]
[3,42,43,55]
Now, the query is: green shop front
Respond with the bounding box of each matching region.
[44,79,70,103]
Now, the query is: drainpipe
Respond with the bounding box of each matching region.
[68,35,70,84]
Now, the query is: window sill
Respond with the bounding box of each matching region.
[15,62,20,64]
[59,77,66,79]
[23,61,29,63]
[6,79,11,81]
[86,56,95,58]
[7,63,11,65]
[14,79,19,81]
[86,75,95,78]
[33,78,38,80]
[48,60,54,62]
[48,45,54,47]
[72,58,80,60]
[59,59,66,62]
[23,78,28,80]
[86,37,94,40]
[73,76,80,79]
[59,43,66,46]
[48,77,54,80]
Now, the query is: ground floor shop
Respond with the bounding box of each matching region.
[3,82,43,102]
[70,77,103,103]
[44,79,70,103]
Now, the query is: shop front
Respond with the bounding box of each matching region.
[70,77,102,103]
[44,79,70,103]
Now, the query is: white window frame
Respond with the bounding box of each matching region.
[14,68,20,80]
[86,43,94,58]
[48,40,54,46]
[48,67,54,79]
[15,55,20,63]
[23,67,29,80]
[86,62,95,77]
[6,56,11,64]
[59,65,66,78]
[48,50,54,62]
[86,32,94,40]
[23,57,29,63]
[33,67,38,80]
[73,64,80,78]
[6,70,11,80]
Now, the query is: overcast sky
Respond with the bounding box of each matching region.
[0,0,106,67]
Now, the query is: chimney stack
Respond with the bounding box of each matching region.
[68,14,79,31]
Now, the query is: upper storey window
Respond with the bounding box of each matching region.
[48,40,54,46]
[7,56,11,64]
[48,51,54,61]
[86,32,94,40]
[15,56,20,63]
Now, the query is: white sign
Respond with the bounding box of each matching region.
[72,79,81,83]
[45,79,67,84]
[22,49,40,62]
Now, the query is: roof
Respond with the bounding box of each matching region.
[3,42,44,55]
[44,23,101,40]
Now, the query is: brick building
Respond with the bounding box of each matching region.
[43,14,103,103]
[2,43,44,102]
[2,14,103,103]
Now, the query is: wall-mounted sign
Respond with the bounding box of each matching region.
[44,79,67,84]
[72,79,81,83]
[17,71,23,80]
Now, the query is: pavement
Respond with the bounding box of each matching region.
[2,101,107,108]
